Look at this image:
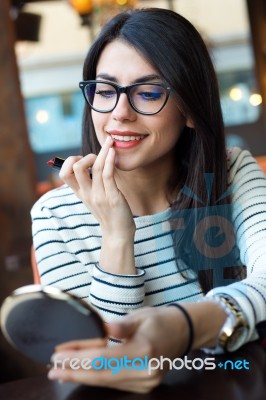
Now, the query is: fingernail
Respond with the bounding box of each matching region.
[106,136,113,144]
[48,369,58,380]
[50,353,56,363]
[50,352,64,363]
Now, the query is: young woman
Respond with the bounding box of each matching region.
[31,7,266,391]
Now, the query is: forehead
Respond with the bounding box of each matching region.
[96,40,158,83]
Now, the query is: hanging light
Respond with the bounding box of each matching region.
[68,0,93,26]
[69,0,93,15]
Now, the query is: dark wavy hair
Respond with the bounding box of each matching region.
[81,8,243,293]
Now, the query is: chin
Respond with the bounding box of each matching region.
[115,163,134,172]
[114,159,138,172]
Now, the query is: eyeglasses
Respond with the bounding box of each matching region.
[79,80,171,115]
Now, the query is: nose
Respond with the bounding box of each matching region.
[111,93,137,121]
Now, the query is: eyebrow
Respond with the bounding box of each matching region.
[95,73,162,84]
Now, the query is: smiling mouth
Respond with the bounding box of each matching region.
[110,134,146,142]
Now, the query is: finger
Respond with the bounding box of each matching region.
[107,319,140,340]
[48,363,152,391]
[72,153,97,193]
[107,307,155,339]
[59,155,83,192]
[102,147,120,198]
[52,335,145,368]
[48,356,161,394]
[55,337,107,352]
[92,136,113,191]
[93,135,113,170]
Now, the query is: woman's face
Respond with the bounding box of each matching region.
[91,40,189,172]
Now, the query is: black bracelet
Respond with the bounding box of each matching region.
[167,303,194,358]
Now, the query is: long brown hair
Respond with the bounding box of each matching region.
[80,8,242,293]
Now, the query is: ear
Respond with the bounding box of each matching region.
[185,117,194,128]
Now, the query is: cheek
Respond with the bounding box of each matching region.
[164,98,187,130]
[91,111,107,145]
[156,120,185,152]
[156,112,186,143]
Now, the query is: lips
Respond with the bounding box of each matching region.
[107,131,147,149]
[111,134,146,142]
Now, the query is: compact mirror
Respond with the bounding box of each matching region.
[0,285,106,364]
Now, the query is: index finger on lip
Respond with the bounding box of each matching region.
[92,136,113,171]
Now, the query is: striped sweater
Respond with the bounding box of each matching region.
[31,147,266,345]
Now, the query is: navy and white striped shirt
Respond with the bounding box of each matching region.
[31,147,266,345]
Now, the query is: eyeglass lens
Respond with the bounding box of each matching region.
[84,82,168,114]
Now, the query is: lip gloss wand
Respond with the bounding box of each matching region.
[46,157,65,170]
[47,157,92,177]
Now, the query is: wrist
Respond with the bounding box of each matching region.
[100,237,135,275]
[200,295,249,353]
[101,223,136,242]
[180,302,227,350]
[166,304,194,357]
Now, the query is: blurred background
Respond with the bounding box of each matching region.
[0,0,266,383]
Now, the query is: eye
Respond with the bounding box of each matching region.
[95,90,116,98]
[135,85,164,102]
[138,91,163,101]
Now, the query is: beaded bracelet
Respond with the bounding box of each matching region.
[167,303,194,358]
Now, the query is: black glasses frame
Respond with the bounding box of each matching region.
[79,80,171,115]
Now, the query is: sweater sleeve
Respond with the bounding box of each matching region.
[89,263,145,321]
[31,185,146,323]
[206,148,266,343]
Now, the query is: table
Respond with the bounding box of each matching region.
[0,341,265,400]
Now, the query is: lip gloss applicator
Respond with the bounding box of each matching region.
[47,157,92,177]
[47,157,65,170]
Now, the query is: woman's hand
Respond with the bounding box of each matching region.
[48,306,190,393]
[59,136,135,239]
[59,136,136,274]
[47,302,227,393]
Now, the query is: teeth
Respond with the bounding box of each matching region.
[111,134,145,141]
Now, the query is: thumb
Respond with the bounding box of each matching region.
[107,316,140,340]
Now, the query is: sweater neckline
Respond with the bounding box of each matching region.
[133,205,172,221]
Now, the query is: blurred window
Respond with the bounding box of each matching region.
[175,0,261,127]
[25,91,84,153]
